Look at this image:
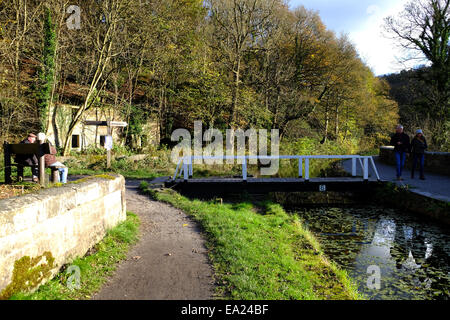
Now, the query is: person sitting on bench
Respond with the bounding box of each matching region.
[38,133,69,184]
[15,133,39,182]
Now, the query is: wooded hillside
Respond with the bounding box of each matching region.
[1,0,400,154]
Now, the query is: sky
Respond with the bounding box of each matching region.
[288,0,422,76]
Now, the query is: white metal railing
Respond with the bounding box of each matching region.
[172,155,381,182]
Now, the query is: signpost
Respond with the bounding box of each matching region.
[83,121,127,168]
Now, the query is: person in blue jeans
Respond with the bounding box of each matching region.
[389,125,411,181]
[46,147,68,183]
[411,129,428,180]
[39,133,69,183]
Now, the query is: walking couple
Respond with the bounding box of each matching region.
[390,125,428,181]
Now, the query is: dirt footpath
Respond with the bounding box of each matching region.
[92,179,216,300]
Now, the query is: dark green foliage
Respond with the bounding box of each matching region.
[37,7,57,133]
[383,66,450,150]
[384,0,450,150]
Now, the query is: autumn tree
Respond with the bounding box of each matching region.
[0,0,402,155]
[0,0,45,141]
[60,0,130,155]
[385,0,449,148]
[206,0,280,127]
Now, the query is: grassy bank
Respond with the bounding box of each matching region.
[141,183,363,300]
[9,212,140,300]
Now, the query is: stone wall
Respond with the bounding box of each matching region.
[372,182,450,226]
[0,174,126,297]
[379,146,450,176]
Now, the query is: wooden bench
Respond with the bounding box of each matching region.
[3,141,59,186]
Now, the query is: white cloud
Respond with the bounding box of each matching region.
[349,0,423,75]
[366,4,381,15]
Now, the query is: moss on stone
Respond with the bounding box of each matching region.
[70,174,117,184]
[0,251,55,300]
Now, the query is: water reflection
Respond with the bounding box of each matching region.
[292,207,450,300]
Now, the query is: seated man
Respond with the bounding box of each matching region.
[15,133,39,182]
[38,133,69,184]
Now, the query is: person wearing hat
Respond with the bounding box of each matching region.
[15,133,39,182]
[389,125,411,181]
[410,129,428,180]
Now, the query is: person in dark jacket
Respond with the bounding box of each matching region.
[410,129,428,180]
[15,133,39,182]
[389,125,411,181]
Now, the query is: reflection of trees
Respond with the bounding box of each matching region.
[312,213,378,269]
[301,207,450,299]
[390,226,427,269]
[421,237,450,299]
[424,237,450,269]
[391,225,450,299]
[363,218,378,245]
[410,230,427,265]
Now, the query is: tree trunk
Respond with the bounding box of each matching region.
[231,56,241,126]
[324,104,329,143]
[45,5,65,137]
[61,4,117,155]
[14,0,22,97]
[335,105,339,137]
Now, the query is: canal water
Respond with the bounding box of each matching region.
[289,206,450,300]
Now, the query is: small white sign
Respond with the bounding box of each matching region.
[319,185,326,192]
[66,265,81,290]
[105,135,113,150]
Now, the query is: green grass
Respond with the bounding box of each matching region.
[9,212,140,300]
[69,167,167,180]
[0,165,165,184]
[140,183,363,300]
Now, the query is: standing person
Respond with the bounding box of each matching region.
[38,133,69,184]
[15,133,39,182]
[410,129,428,180]
[389,125,411,181]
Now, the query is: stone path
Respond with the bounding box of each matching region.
[92,179,216,300]
[342,156,450,203]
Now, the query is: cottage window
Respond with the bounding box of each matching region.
[72,135,80,148]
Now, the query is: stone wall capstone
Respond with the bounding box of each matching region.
[379,146,450,176]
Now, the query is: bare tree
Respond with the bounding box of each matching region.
[385,0,449,120]
[61,0,127,155]
[207,0,279,127]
